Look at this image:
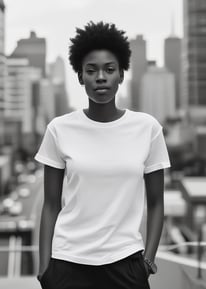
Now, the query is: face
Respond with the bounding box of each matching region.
[79,50,124,104]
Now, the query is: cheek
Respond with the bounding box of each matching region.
[111,79,120,90]
[82,77,92,89]
[84,85,92,96]
[83,80,94,96]
[111,73,121,86]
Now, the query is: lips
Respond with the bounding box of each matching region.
[95,87,110,91]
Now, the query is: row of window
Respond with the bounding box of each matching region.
[189,0,206,10]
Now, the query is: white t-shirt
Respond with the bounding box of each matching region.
[34,108,171,265]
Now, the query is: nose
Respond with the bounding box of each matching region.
[96,70,106,82]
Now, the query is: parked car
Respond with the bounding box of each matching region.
[2,197,14,213]
[8,201,23,216]
[18,187,30,198]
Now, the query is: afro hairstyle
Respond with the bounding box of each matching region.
[69,21,131,73]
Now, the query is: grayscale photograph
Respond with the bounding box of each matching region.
[0,1,206,288]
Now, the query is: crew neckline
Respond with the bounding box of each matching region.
[79,108,129,127]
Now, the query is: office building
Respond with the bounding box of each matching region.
[10,31,46,77]
[140,66,175,123]
[130,35,147,111]
[183,0,206,113]
[48,56,71,116]
[39,78,56,128]
[5,58,37,133]
[164,36,182,109]
[0,0,6,115]
[49,56,66,84]
[4,57,43,155]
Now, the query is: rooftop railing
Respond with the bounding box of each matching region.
[0,241,206,289]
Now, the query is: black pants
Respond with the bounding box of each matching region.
[39,251,150,289]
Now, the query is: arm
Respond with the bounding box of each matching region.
[38,165,65,277]
[143,169,164,267]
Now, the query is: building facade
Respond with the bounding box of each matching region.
[140,66,176,124]
[48,56,71,116]
[130,35,147,111]
[0,0,6,116]
[5,58,43,154]
[183,0,206,110]
[164,36,182,109]
[10,31,46,77]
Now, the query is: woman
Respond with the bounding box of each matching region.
[34,21,171,289]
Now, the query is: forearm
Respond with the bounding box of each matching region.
[144,201,164,262]
[38,203,60,275]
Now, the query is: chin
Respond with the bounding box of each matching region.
[90,96,114,104]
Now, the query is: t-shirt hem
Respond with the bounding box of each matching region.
[144,162,171,174]
[34,154,65,169]
[51,245,145,266]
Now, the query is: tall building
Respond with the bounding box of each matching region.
[10,31,46,77]
[39,78,56,127]
[0,0,6,115]
[48,56,73,116]
[130,35,147,111]
[140,66,176,123]
[5,57,41,134]
[49,56,66,84]
[183,0,206,111]
[4,57,43,155]
[164,36,182,109]
[7,32,50,154]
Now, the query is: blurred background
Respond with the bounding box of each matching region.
[0,0,206,288]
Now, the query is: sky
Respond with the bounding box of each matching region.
[4,0,183,109]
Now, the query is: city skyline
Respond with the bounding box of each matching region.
[4,0,183,109]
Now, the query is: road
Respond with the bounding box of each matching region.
[0,169,44,276]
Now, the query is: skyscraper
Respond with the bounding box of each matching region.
[10,31,46,77]
[183,0,206,109]
[5,57,41,134]
[140,66,175,123]
[0,0,5,114]
[48,56,72,116]
[8,31,48,152]
[130,35,147,111]
[164,36,182,109]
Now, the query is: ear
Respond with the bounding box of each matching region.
[119,70,124,84]
[78,72,84,85]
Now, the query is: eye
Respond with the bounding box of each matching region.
[86,69,95,74]
[106,67,115,73]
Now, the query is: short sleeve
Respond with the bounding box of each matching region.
[34,122,65,169]
[144,122,171,174]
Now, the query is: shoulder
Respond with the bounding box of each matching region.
[47,110,79,132]
[128,110,163,140]
[128,110,161,127]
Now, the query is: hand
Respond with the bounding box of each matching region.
[37,274,43,282]
[37,268,47,282]
[143,261,151,279]
[37,260,52,282]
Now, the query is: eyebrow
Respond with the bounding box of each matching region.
[85,62,117,66]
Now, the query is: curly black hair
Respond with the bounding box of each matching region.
[69,21,131,73]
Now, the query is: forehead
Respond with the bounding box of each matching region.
[82,50,119,66]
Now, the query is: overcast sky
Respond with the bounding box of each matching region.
[4,0,183,109]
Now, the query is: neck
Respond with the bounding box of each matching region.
[85,99,121,122]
